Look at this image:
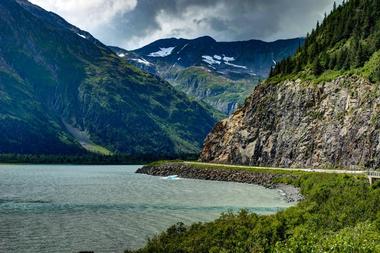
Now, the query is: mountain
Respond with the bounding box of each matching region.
[200,0,380,169]
[0,0,218,157]
[128,36,304,78]
[110,37,303,115]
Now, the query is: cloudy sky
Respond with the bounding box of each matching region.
[29,0,342,50]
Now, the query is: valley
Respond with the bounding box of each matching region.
[111,36,303,115]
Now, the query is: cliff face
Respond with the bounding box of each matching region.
[200,76,380,169]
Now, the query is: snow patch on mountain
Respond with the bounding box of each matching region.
[177,44,188,54]
[76,33,86,39]
[202,55,221,65]
[131,58,151,66]
[223,56,235,62]
[117,53,126,57]
[148,47,175,57]
[225,62,247,69]
[213,55,222,60]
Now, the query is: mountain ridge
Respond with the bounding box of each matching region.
[131,35,304,77]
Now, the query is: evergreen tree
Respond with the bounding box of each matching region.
[354,43,366,67]
[312,58,323,75]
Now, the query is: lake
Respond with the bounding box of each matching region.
[0,165,293,252]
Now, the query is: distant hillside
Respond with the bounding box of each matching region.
[0,0,218,157]
[111,36,303,114]
[169,66,260,115]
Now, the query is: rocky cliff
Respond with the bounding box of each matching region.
[200,76,380,169]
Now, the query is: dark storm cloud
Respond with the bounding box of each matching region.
[30,0,343,49]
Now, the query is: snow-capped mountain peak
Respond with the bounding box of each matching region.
[119,36,304,78]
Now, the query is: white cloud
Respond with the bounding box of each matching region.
[121,4,226,49]
[29,0,137,31]
[28,0,342,50]
[118,0,340,49]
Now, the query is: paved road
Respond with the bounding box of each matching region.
[184,161,367,175]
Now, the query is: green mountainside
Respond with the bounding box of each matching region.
[168,67,261,115]
[0,0,218,157]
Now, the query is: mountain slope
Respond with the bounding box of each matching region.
[111,37,302,115]
[201,0,380,169]
[169,67,260,115]
[0,0,218,156]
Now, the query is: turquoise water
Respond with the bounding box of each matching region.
[0,165,292,252]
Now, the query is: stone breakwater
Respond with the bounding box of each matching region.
[136,163,303,203]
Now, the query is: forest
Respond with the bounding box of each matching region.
[270,0,380,82]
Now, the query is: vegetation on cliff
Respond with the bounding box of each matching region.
[127,163,380,252]
[270,0,380,82]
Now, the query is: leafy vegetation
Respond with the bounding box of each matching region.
[127,169,380,252]
[270,0,380,82]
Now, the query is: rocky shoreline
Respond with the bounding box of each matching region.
[136,163,303,203]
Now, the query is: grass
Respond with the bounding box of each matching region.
[184,162,311,176]
[83,143,113,156]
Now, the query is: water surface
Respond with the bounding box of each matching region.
[0,165,292,252]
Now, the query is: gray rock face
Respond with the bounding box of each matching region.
[200,76,380,169]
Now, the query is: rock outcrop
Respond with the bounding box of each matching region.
[200,76,380,169]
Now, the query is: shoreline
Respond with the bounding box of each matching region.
[136,163,304,203]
